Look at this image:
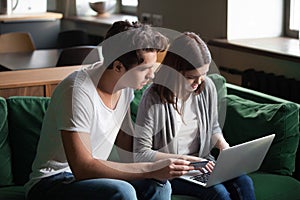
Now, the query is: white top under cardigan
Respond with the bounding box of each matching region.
[134,77,222,162]
[176,95,199,155]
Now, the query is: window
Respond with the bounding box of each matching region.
[121,0,138,6]
[286,0,300,38]
[120,0,138,15]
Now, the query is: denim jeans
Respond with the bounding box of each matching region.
[170,174,256,200]
[27,172,172,200]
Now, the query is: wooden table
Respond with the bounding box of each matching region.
[0,49,61,71]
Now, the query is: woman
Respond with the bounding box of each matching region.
[134,32,256,200]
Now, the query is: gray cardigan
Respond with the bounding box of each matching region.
[134,77,222,162]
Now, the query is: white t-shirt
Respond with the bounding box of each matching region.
[25,62,134,194]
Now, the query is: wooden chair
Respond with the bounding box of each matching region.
[0,32,36,53]
[56,46,101,67]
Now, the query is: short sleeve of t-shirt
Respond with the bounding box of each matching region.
[55,71,95,134]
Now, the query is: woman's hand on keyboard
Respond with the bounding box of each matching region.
[190,160,215,173]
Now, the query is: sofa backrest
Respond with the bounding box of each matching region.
[0,97,14,187]
[7,96,50,185]
[224,90,300,178]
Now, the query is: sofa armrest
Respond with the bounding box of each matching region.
[226,83,299,105]
[225,83,300,181]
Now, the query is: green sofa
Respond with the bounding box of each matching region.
[0,74,299,200]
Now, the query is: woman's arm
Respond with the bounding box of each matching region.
[212,133,230,150]
[115,110,135,163]
[207,77,230,151]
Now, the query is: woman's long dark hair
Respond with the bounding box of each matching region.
[153,32,211,114]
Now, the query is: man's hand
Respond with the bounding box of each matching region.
[148,158,194,181]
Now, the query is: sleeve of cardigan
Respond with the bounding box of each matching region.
[133,87,160,162]
[207,77,223,135]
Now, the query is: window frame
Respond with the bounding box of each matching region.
[285,0,299,38]
[119,0,138,15]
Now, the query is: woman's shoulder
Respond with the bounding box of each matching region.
[139,84,162,104]
[204,76,217,92]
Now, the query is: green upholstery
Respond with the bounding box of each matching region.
[131,86,148,123]
[223,95,299,176]
[0,186,25,200]
[249,173,300,200]
[208,73,227,128]
[208,73,227,100]
[0,97,14,186]
[7,96,50,185]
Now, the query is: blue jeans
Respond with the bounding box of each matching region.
[27,172,172,200]
[170,174,256,200]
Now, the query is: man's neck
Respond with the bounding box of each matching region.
[97,70,118,94]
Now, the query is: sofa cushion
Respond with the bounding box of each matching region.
[223,94,299,176]
[208,73,227,128]
[0,97,14,186]
[0,186,25,200]
[131,85,148,123]
[249,173,300,200]
[7,96,50,185]
[208,73,227,100]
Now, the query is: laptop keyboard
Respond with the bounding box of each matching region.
[190,172,211,183]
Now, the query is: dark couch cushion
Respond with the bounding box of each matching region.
[208,73,227,128]
[0,186,25,200]
[223,94,299,176]
[0,97,14,186]
[7,96,50,185]
[131,86,148,123]
[249,173,300,200]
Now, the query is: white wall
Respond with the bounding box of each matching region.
[138,0,227,41]
[227,0,284,40]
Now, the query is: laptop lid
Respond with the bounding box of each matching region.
[180,134,275,187]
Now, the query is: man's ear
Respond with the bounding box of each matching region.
[112,60,125,73]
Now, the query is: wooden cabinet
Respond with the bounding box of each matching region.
[0,86,44,97]
[0,66,81,98]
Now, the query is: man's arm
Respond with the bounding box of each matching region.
[115,110,134,163]
[61,130,193,181]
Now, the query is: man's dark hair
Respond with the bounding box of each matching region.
[102,20,169,70]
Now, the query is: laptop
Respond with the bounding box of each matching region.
[180,134,275,187]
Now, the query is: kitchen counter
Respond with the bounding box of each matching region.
[0,12,63,22]
[62,14,138,37]
[65,14,138,26]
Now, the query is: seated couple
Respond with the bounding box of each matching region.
[25,20,255,200]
